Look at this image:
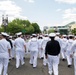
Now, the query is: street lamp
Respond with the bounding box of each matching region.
[2,14,8,32]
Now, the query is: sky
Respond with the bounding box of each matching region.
[0,0,76,30]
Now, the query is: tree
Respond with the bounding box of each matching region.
[0,27,4,32]
[32,23,41,33]
[0,18,41,35]
[22,20,31,27]
[48,28,54,34]
[71,28,76,35]
[6,21,24,35]
[21,20,35,34]
[6,18,35,35]
[25,25,34,34]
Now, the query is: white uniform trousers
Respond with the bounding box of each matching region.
[16,51,25,68]
[29,51,38,67]
[11,48,15,59]
[47,55,59,75]
[61,49,66,59]
[38,48,43,58]
[42,48,45,58]
[74,55,76,75]
[66,51,72,65]
[42,48,47,66]
[43,54,48,66]
[0,58,9,75]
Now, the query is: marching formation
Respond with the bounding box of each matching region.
[0,32,76,75]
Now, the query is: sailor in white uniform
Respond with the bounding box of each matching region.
[9,36,15,59]
[70,39,76,75]
[28,34,39,68]
[61,35,67,61]
[0,32,11,75]
[66,35,74,67]
[38,35,43,59]
[55,32,62,64]
[41,34,50,66]
[14,32,26,68]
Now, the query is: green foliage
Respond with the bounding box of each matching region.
[32,23,41,33]
[25,25,34,34]
[59,29,68,35]
[48,28,54,34]
[0,18,41,35]
[22,20,30,27]
[71,28,76,35]
[0,27,4,32]
[6,22,24,34]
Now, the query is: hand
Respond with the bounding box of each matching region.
[70,54,73,58]
[25,50,26,52]
[45,55,48,59]
[9,53,11,57]
[41,48,43,50]
[28,50,30,52]
[64,50,66,52]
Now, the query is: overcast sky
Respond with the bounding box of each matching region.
[0,0,76,30]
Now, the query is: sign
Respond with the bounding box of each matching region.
[22,30,26,34]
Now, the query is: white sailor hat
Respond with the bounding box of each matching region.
[68,35,74,37]
[16,32,22,36]
[56,32,60,35]
[9,36,12,38]
[1,32,9,36]
[32,34,36,36]
[39,35,43,37]
[44,34,48,37]
[45,34,48,36]
[63,35,67,37]
[6,34,9,37]
[49,33,56,37]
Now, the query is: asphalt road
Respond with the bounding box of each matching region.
[7,54,74,75]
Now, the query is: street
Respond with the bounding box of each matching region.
[7,54,74,75]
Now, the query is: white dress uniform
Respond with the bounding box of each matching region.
[41,36,50,66]
[14,34,26,68]
[55,36,62,64]
[61,37,67,60]
[0,38,11,75]
[66,39,74,66]
[71,40,76,75]
[38,38,43,58]
[55,36,62,47]
[10,39,15,59]
[28,37,39,68]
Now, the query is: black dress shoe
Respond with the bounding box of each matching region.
[62,59,66,61]
[41,57,44,59]
[68,65,72,68]
[33,67,36,69]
